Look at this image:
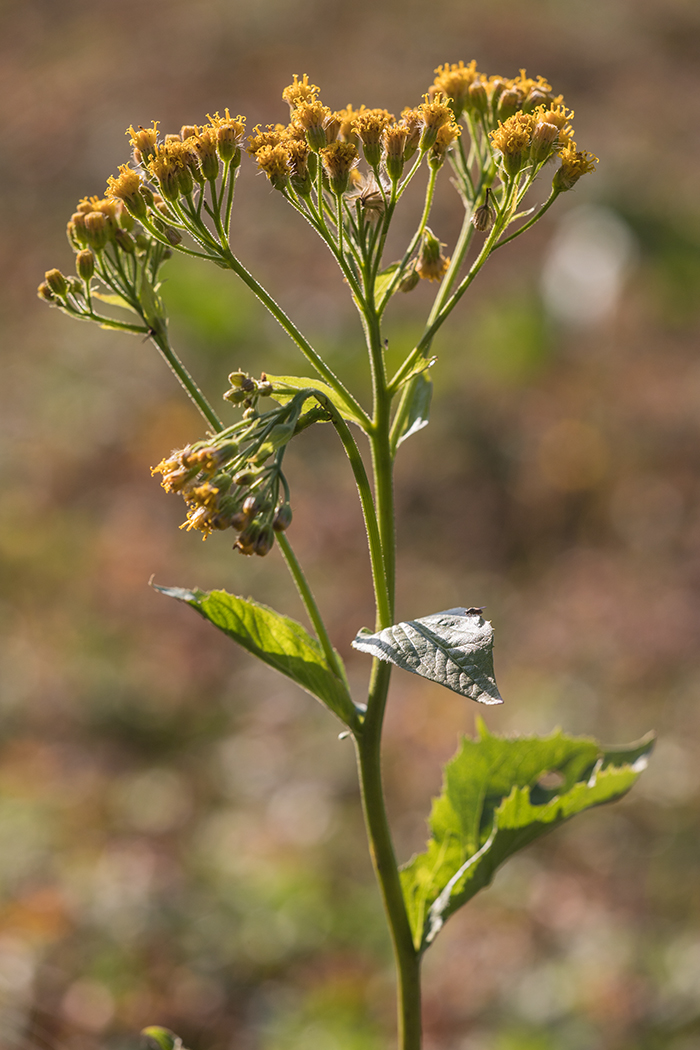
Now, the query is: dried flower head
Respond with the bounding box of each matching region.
[416,227,450,282]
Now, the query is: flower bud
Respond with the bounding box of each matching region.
[83,212,109,251]
[497,89,520,122]
[530,121,559,164]
[37,281,55,302]
[467,80,488,116]
[272,503,293,532]
[115,228,136,253]
[242,495,258,517]
[76,249,95,281]
[45,268,68,297]
[181,125,197,141]
[163,225,182,246]
[254,525,275,556]
[398,265,420,293]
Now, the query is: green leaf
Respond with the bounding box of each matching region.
[265,374,367,430]
[395,370,433,447]
[401,720,654,952]
[155,586,357,727]
[92,291,139,315]
[142,1028,184,1050]
[374,262,400,309]
[352,607,503,705]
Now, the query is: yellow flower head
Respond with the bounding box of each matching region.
[417,93,454,151]
[292,99,333,152]
[334,104,364,146]
[191,126,220,181]
[416,227,450,282]
[127,122,159,165]
[320,141,359,195]
[490,111,537,175]
[352,108,395,167]
[511,69,552,103]
[255,143,291,190]
[282,74,319,110]
[247,123,287,156]
[106,163,148,220]
[428,121,462,169]
[285,137,316,194]
[553,143,598,191]
[207,109,247,162]
[400,107,423,159]
[148,144,183,201]
[383,123,408,181]
[432,60,479,117]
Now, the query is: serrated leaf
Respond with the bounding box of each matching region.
[155,585,357,727]
[352,607,503,705]
[265,375,367,430]
[396,371,433,447]
[92,291,139,315]
[374,262,400,309]
[401,720,654,952]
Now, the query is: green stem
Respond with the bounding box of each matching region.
[149,328,224,431]
[355,674,422,1050]
[492,187,560,251]
[276,531,345,683]
[219,246,371,431]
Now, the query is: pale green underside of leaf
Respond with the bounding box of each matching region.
[155,585,356,726]
[396,370,433,447]
[352,608,503,705]
[400,720,654,952]
[91,291,139,315]
[374,262,400,309]
[265,374,367,429]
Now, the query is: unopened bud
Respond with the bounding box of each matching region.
[45,268,68,297]
[467,80,488,116]
[142,1027,180,1050]
[163,225,182,246]
[115,228,136,253]
[83,211,109,251]
[254,525,275,557]
[530,121,559,164]
[398,266,420,293]
[242,496,258,517]
[497,89,520,122]
[181,125,197,141]
[272,503,293,532]
[37,281,55,302]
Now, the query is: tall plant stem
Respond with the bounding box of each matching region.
[352,294,421,1048]
[355,662,422,1050]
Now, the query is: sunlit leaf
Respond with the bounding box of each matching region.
[265,374,367,429]
[374,262,400,309]
[401,720,654,952]
[92,291,139,314]
[352,607,503,705]
[155,586,357,727]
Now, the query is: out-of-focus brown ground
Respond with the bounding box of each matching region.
[2,1,700,1048]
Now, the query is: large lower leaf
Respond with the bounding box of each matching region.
[156,586,357,727]
[401,720,654,952]
[352,607,503,705]
[265,374,367,430]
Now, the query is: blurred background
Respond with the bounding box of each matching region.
[2,0,700,1048]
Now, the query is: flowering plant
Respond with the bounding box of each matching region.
[41,60,649,1050]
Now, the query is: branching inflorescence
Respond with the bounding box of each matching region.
[42,62,650,1050]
